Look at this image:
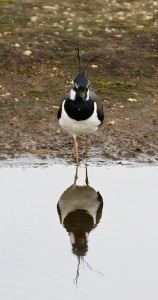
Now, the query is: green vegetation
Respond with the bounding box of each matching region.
[143,53,158,60]
[98,78,135,89]
[0,0,19,3]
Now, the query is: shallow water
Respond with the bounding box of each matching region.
[0,165,158,300]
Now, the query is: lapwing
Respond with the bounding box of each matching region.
[57,45,104,164]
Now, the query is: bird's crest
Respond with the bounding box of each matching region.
[75,44,82,75]
[75,43,102,75]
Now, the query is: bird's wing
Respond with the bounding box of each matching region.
[89,90,101,102]
[61,92,70,101]
[57,103,62,120]
[89,90,104,124]
[57,93,70,120]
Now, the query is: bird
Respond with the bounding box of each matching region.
[57,44,104,164]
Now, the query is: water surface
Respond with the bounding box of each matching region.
[0,165,158,300]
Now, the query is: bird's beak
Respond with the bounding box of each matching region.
[77,89,87,101]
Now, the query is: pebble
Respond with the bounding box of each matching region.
[1,93,10,97]
[43,6,58,10]
[105,28,112,33]
[78,26,85,31]
[91,64,98,68]
[96,20,104,23]
[106,121,116,125]
[116,11,124,16]
[63,11,69,16]
[87,30,92,35]
[119,17,125,21]
[30,16,38,22]
[127,98,138,102]
[23,50,32,56]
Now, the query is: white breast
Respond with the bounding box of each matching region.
[59,100,101,137]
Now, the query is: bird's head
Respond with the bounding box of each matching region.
[69,44,101,101]
[70,44,101,101]
[72,73,90,101]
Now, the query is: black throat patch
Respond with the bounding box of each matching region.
[64,99,94,121]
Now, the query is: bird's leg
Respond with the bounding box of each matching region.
[74,138,79,165]
[74,165,78,185]
[85,165,89,186]
[85,135,88,155]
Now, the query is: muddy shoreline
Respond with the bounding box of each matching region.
[0,0,158,166]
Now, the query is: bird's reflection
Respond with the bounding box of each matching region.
[57,166,103,285]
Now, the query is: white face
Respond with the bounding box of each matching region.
[69,88,90,101]
[73,81,79,89]
[70,79,90,101]
[69,88,76,100]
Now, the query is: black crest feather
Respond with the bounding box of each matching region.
[75,43,82,74]
[75,44,102,75]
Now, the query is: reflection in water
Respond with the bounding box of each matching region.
[57,166,103,285]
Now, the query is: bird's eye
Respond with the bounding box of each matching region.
[73,83,79,90]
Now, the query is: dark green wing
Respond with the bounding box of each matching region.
[89,90,104,124]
